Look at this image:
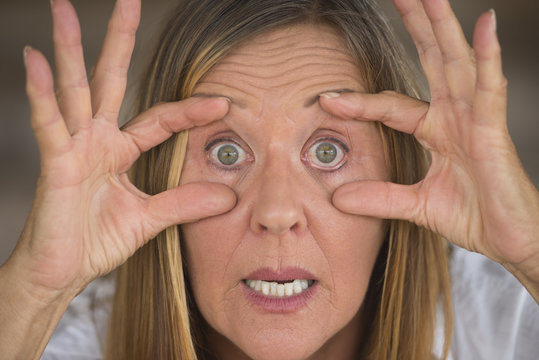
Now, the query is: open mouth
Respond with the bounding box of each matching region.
[243,279,316,298]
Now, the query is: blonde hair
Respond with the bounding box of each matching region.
[106,0,452,359]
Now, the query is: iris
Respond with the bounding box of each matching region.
[315,142,337,164]
[217,144,240,165]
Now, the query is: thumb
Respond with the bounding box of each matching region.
[142,182,237,237]
[332,180,421,223]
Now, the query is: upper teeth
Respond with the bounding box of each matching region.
[245,279,313,297]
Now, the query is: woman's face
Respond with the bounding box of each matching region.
[180,24,388,360]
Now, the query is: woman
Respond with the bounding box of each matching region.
[1,0,538,359]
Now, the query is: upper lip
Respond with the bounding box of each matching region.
[244,267,316,282]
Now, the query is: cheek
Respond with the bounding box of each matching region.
[181,216,240,293]
[181,208,250,326]
[307,206,386,308]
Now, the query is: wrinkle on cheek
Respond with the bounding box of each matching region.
[319,252,339,308]
[220,228,246,284]
[314,281,341,311]
[301,292,338,342]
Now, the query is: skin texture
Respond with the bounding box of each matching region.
[0,0,538,358]
[180,25,388,360]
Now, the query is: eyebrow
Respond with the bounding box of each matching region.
[303,88,356,107]
[191,92,247,108]
[192,88,356,108]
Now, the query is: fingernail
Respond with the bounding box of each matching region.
[23,45,32,66]
[319,92,341,99]
[219,96,232,104]
[489,9,497,32]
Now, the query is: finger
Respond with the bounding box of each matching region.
[121,97,230,163]
[142,182,237,237]
[90,0,140,120]
[422,0,476,103]
[319,91,428,135]
[392,0,448,98]
[25,47,72,162]
[51,0,92,134]
[473,10,507,126]
[333,180,422,224]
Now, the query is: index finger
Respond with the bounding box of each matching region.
[319,91,429,135]
[121,96,230,157]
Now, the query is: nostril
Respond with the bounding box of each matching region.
[249,188,306,235]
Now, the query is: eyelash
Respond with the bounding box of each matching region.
[205,136,349,172]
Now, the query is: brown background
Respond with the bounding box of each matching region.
[1,0,538,265]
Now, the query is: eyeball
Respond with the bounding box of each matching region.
[209,142,248,167]
[305,140,346,170]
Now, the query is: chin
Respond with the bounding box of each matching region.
[235,329,323,360]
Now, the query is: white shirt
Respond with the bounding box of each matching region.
[42,247,539,359]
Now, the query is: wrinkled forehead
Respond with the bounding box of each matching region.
[194,24,365,109]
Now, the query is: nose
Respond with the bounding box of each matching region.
[249,161,307,236]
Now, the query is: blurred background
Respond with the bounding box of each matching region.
[1,0,538,265]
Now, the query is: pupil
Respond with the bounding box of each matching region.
[316,143,337,164]
[217,144,239,165]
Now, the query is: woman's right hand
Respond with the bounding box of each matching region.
[4,0,235,299]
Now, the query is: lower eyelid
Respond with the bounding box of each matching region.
[207,160,245,173]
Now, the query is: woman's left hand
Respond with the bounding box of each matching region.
[319,0,539,295]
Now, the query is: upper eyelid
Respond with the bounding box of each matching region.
[307,136,350,153]
[204,137,243,152]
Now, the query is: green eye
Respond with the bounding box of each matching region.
[209,141,248,168]
[305,139,346,169]
[315,143,337,164]
[217,144,239,165]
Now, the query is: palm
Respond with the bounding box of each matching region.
[31,121,141,282]
[416,105,497,256]
[17,0,234,293]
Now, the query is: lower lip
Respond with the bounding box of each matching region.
[241,281,318,313]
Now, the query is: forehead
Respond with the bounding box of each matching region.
[194,24,365,106]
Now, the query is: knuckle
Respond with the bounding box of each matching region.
[416,39,440,58]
